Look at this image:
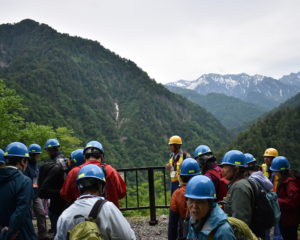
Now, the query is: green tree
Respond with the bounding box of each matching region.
[0,79,25,147]
[55,127,82,156]
[0,79,82,160]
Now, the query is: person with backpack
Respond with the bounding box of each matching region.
[0,148,5,168]
[270,156,300,240]
[0,142,37,240]
[184,175,236,239]
[60,141,126,208]
[168,158,201,240]
[38,139,69,236]
[166,135,190,195]
[261,148,282,240]
[194,145,228,202]
[244,153,281,239]
[55,164,136,240]
[25,144,50,240]
[221,150,261,235]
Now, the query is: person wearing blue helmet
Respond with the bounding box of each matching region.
[70,149,85,168]
[220,150,257,231]
[38,139,69,236]
[0,148,5,168]
[55,164,136,240]
[168,158,201,240]
[193,145,225,201]
[60,140,126,209]
[270,156,300,240]
[25,144,50,240]
[184,175,235,239]
[0,142,37,240]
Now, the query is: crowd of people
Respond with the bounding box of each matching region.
[0,139,133,240]
[167,135,300,240]
[0,135,299,240]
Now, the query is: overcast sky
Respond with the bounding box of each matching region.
[1,0,300,84]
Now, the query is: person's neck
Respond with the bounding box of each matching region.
[87,158,102,163]
[173,150,181,156]
[11,163,24,171]
[50,151,60,159]
[82,191,100,196]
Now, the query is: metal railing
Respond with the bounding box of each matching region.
[116,166,170,225]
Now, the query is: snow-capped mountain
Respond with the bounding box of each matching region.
[279,72,300,87]
[166,73,300,109]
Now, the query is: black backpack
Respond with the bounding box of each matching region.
[248,179,280,230]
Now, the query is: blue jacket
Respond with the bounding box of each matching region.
[0,167,36,240]
[24,161,39,198]
[187,203,236,240]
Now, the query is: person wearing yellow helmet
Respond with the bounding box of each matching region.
[261,148,279,191]
[261,148,283,240]
[166,135,190,195]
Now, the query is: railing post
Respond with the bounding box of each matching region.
[148,168,158,225]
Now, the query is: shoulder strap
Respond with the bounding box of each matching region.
[88,198,107,219]
[247,179,257,209]
[101,164,106,177]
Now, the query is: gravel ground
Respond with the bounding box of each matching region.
[127,215,168,240]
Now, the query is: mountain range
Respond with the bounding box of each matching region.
[0,19,231,167]
[166,73,300,109]
[165,86,266,132]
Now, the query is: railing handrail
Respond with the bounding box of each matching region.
[117,166,166,171]
[116,166,169,225]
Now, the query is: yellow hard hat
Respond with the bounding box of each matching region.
[168,135,182,145]
[263,148,279,157]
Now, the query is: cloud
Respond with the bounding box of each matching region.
[0,0,299,83]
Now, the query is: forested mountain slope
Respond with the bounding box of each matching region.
[225,93,300,169]
[166,86,266,131]
[0,19,231,167]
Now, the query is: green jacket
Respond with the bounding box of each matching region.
[224,178,254,226]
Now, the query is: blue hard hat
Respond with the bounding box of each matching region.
[84,141,104,154]
[180,158,201,176]
[270,156,290,172]
[244,153,256,165]
[4,142,29,158]
[184,175,216,199]
[193,145,212,158]
[71,149,85,166]
[76,164,106,184]
[0,149,5,163]
[220,150,246,167]
[28,144,42,154]
[45,139,60,149]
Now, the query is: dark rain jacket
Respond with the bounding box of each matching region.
[38,152,67,214]
[0,167,36,240]
[24,160,39,198]
[224,178,253,226]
